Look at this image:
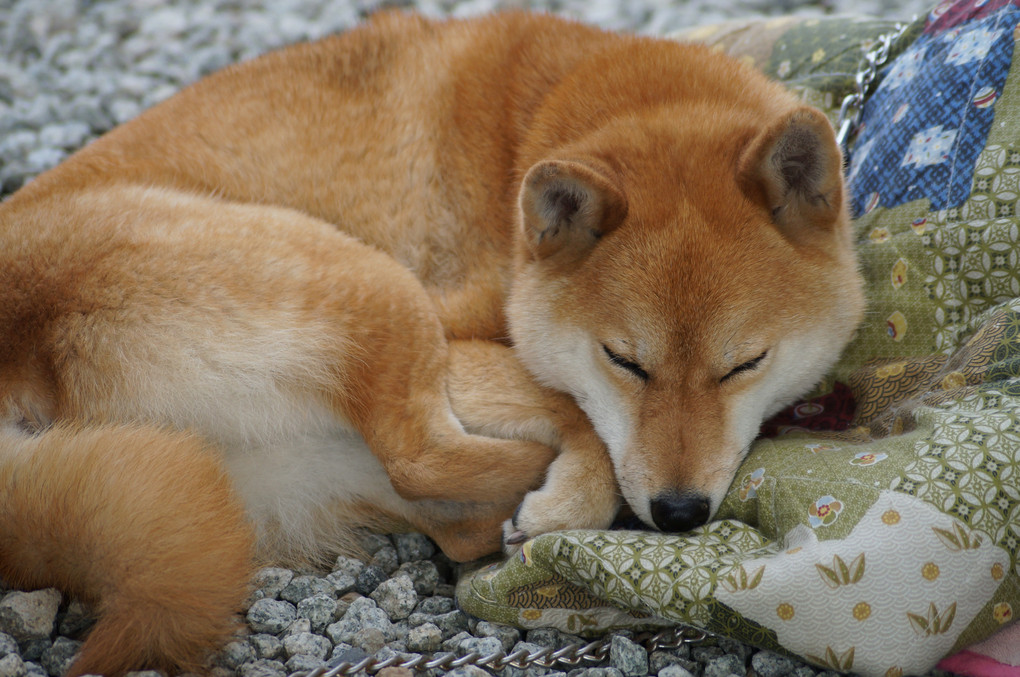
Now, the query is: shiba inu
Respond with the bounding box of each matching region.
[0,10,864,675]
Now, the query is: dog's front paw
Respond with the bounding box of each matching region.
[502,518,528,554]
[501,484,619,555]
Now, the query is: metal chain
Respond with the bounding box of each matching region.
[834,21,911,151]
[289,625,708,676]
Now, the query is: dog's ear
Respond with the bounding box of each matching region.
[520,159,628,262]
[738,106,846,247]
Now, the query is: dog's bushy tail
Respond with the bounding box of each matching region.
[0,423,254,677]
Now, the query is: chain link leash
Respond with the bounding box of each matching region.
[834,21,912,152]
[290,625,708,676]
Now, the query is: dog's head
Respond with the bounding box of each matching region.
[508,105,865,532]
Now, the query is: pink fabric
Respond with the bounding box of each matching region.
[938,651,1020,677]
[938,623,1020,677]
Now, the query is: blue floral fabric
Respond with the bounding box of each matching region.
[849,0,1020,215]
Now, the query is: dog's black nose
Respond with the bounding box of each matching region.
[649,492,710,532]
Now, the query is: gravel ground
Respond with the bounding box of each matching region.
[1,0,940,676]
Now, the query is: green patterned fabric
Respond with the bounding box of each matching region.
[670,15,921,124]
[457,12,1020,677]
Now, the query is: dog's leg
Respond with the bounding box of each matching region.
[331,270,559,507]
[313,236,569,508]
[441,340,620,555]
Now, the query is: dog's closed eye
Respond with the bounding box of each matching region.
[721,351,768,383]
[602,344,649,381]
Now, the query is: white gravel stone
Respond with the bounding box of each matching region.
[24,147,67,173]
[219,640,257,670]
[0,590,61,642]
[247,599,297,635]
[249,634,284,661]
[332,555,366,579]
[0,653,27,677]
[0,632,18,656]
[0,130,39,158]
[279,575,333,604]
[443,665,492,677]
[704,654,746,677]
[395,561,440,596]
[282,631,332,660]
[39,637,80,677]
[430,609,471,638]
[253,567,294,599]
[238,659,287,677]
[283,618,311,637]
[609,635,649,677]
[457,634,503,658]
[326,570,358,596]
[106,98,141,124]
[297,593,339,634]
[393,533,437,562]
[370,575,418,621]
[370,546,401,575]
[406,622,443,652]
[659,666,697,677]
[349,626,388,654]
[283,653,326,672]
[326,596,395,646]
[474,620,521,652]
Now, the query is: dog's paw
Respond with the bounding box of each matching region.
[501,485,619,556]
[502,519,528,554]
